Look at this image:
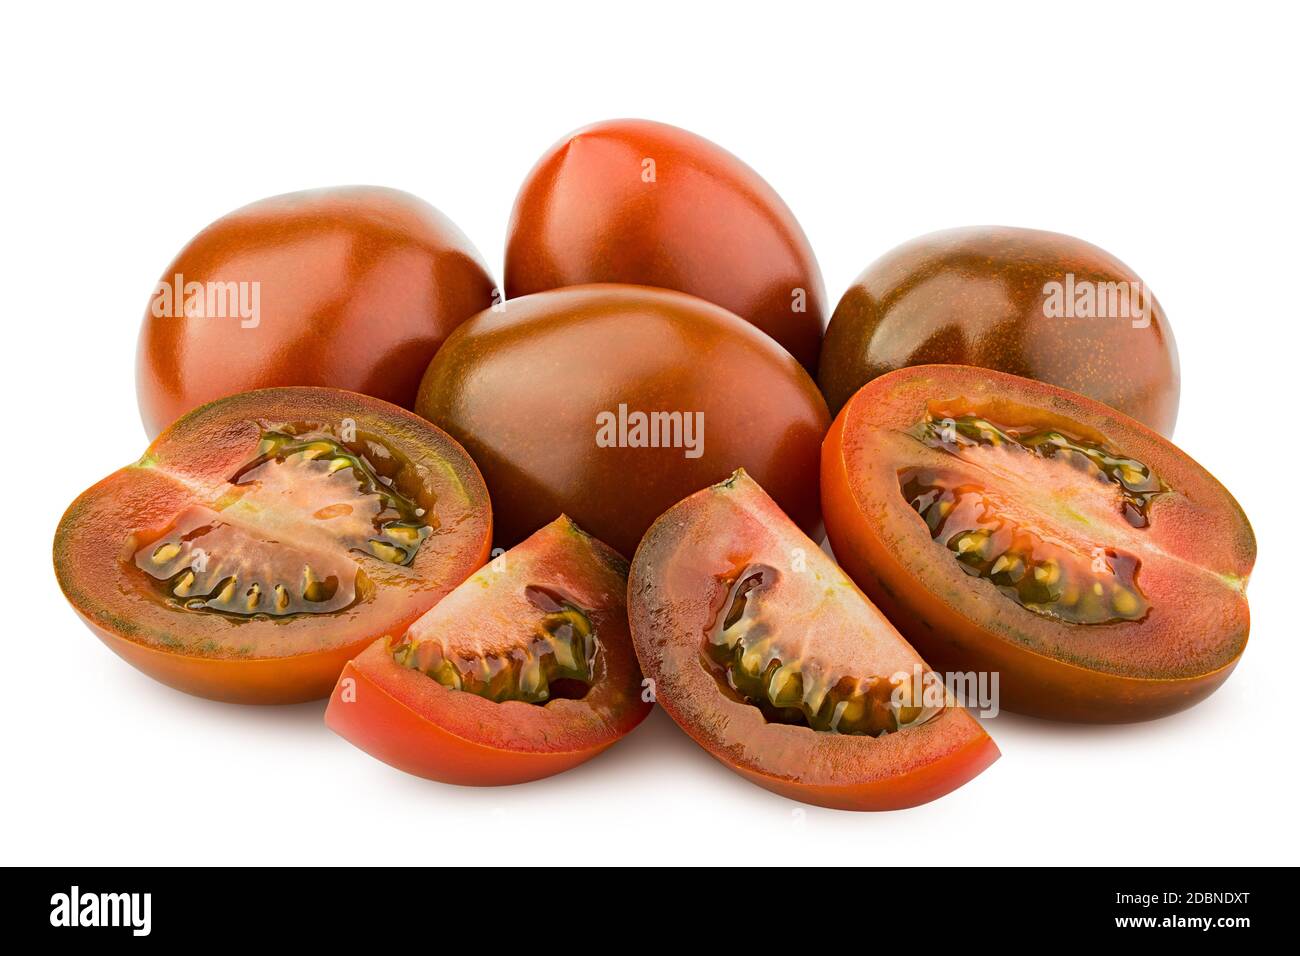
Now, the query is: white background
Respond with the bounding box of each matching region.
[4,1,1296,866]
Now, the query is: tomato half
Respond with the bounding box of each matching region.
[505,119,827,371]
[325,516,650,785]
[416,284,829,558]
[818,227,1181,435]
[822,365,1255,722]
[628,470,999,811]
[137,186,497,438]
[54,387,492,704]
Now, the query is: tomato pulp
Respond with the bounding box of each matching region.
[54,387,492,703]
[822,365,1254,721]
[326,516,651,785]
[628,470,998,810]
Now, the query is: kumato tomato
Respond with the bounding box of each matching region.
[629,470,999,811]
[326,516,650,785]
[505,119,827,371]
[137,186,497,438]
[822,365,1255,722]
[818,227,1181,435]
[416,284,829,558]
[54,388,492,704]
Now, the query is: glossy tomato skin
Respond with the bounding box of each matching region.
[822,366,1255,722]
[505,119,827,371]
[416,284,830,558]
[818,227,1181,435]
[54,387,492,704]
[629,470,998,811]
[137,186,497,438]
[326,517,651,786]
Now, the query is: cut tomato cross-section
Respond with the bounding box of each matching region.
[822,365,1256,721]
[53,387,492,704]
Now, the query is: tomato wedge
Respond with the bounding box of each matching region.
[54,387,492,704]
[628,470,998,811]
[822,365,1256,721]
[326,516,651,785]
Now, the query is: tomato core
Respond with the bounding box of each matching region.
[131,425,433,619]
[899,404,1168,626]
[912,410,1166,527]
[704,563,934,736]
[390,585,599,705]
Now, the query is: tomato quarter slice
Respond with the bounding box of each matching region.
[53,387,492,704]
[628,470,998,811]
[822,365,1256,721]
[325,516,651,786]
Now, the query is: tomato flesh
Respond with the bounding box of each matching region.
[131,429,432,617]
[325,516,651,786]
[628,469,998,811]
[53,387,492,704]
[390,585,597,704]
[822,365,1255,721]
[705,564,934,736]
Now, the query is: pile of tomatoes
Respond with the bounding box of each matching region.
[54,119,1254,810]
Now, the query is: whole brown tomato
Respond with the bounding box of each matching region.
[818,227,1181,435]
[505,119,827,371]
[137,186,497,437]
[415,284,830,557]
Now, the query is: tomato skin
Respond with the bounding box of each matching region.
[327,652,630,786]
[628,470,998,811]
[821,365,1254,722]
[54,387,493,704]
[137,186,497,438]
[328,661,601,785]
[725,721,999,812]
[505,119,827,370]
[72,607,363,705]
[416,284,829,558]
[818,227,1181,435]
[326,517,651,786]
